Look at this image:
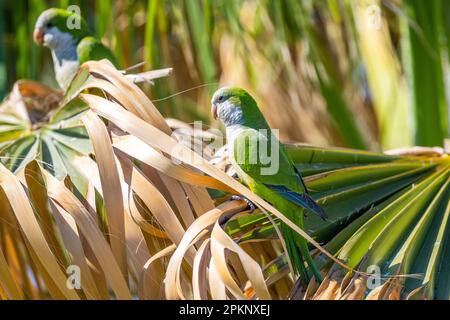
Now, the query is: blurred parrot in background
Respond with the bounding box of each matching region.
[33,8,118,90]
[211,86,327,283]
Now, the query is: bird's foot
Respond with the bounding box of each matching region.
[230,195,256,211]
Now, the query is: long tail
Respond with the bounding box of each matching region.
[281,224,309,282]
[281,210,323,284]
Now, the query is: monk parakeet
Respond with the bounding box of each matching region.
[34,8,117,90]
[211,86,326,282]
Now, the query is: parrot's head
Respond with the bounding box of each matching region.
[33,8,91,48]
[211,86,266,127]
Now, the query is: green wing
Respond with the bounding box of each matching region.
[233,128,326,219]
[77,36,118,66]
[233,128,303,193]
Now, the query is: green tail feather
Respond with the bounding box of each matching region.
[281,212,323,284]
[283,225,309,283]
[293,212,323,283]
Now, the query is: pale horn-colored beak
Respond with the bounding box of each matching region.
[33,28,44,45]
[211,103,218,120]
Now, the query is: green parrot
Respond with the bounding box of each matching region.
[34,8,118,90]
[211,86,326,283]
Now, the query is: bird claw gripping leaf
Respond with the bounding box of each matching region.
[230,195,256,211]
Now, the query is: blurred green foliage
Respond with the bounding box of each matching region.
[0,0,449,150]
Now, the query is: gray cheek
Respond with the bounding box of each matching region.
[217,104,226,120]
[44,27,64,48]
[43,32,56,47]
[218,103,232,123]
[218,103,244,126]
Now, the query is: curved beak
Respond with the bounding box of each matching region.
[33,28,44,45]
[211,103,218,120]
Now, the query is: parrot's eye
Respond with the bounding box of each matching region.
[218,95,224,102]
[46,22,54,28]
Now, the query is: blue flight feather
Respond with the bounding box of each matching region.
[266,184,327,220]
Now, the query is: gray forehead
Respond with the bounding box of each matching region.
[35,9,56,28]
[211,86,232,102]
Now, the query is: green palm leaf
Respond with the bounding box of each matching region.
[223,143,449,299]
[0,81,91,179]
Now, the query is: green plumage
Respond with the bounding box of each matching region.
[77,36,117,65]
[34,8,117,89]
[212,87,325,283]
